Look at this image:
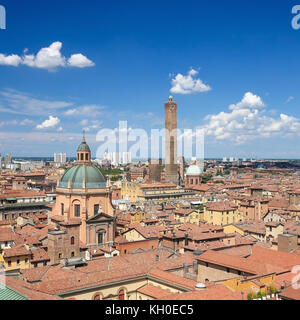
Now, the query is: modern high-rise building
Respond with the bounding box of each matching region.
[165,96,178,185]
[122,152,132,165]
[4,154,12,165]
[54,153,67,164]
[104,152,131,165]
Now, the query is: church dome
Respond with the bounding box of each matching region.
[59,164,106,189]
[186,165,202,176]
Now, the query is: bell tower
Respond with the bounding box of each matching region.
[77,131,91,164]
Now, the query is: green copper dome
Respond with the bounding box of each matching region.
[59,164,106,189]
[186,165,203,176]
[77,140,91,152]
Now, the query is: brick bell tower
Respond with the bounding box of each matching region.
[165,96,178,185]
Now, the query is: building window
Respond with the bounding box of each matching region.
[74,204,80,217]
[61,203,64,216]
[34,263,38,268]
[118,289,125,300]
[226,268,230,273]
[17,259,20,265]
[81,153,84,161]
[98,232,104,245]
[4,214,8,220]
[43,262,47,266]
[94,295,101,300]
[58,253,62,259]
[71,236,75,245]
[25,258,29,264]
[94,204,100,215]
[71,252,75,258]
[8,261,11,267]
[85,153,89,161]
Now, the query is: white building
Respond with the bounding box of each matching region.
[54,153,67,164]
[103,152,131,166]
[122,152,132,165]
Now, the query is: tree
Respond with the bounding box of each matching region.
[201,174,212,184]
[247,293,254,300]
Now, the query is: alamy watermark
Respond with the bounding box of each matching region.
[95,121,204,169]
[0,5,6,30]
[292,5,300,30]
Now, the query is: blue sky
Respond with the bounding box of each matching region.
[0,0,300,158]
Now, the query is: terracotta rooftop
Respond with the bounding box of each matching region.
[197,250,285,276]
[137,284,171,299]
[161,285,243,300]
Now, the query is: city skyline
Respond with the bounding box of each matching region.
[0,0,300,158]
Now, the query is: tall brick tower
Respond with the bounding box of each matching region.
[165,96,178,185]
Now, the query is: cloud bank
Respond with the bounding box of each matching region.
[0,42,95,71]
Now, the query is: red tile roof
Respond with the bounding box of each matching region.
[161,285,243,300]
[137,284,171,299]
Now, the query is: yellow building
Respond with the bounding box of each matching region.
[173,209,202,225]
[0,245,31,273]
[121,181,196,204]
[204,201,243,226]
[223,224,245,235]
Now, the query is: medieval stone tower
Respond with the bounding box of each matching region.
[165,96,178,185]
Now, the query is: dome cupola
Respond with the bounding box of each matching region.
[77,131,91,164]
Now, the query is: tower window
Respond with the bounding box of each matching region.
[85,153,88,161]
[61,203,64,216]
[81,153,84,161]
[71,236,75,245]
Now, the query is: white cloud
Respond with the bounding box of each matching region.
[36,116,60,130]
[22,42,66,70]
[286,96,294,103]
[0,42,95,71]
[20,119,35,126]
[82,120,102,132]
[68,54,95,68]
[229,92,265,110]
[170,68,211,94]
[0,54,22,67]
[0,89,72,115]
[64,105,104,117]
[203,92,300,144]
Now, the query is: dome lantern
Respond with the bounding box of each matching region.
[77,131,91,164]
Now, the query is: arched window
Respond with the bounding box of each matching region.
[85,153,89,161]
[118,289,125,300]
[71,237,75,245]
[93,295,101,300]
[81,153,84,161]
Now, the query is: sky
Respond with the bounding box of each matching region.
[0,0,300,159]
